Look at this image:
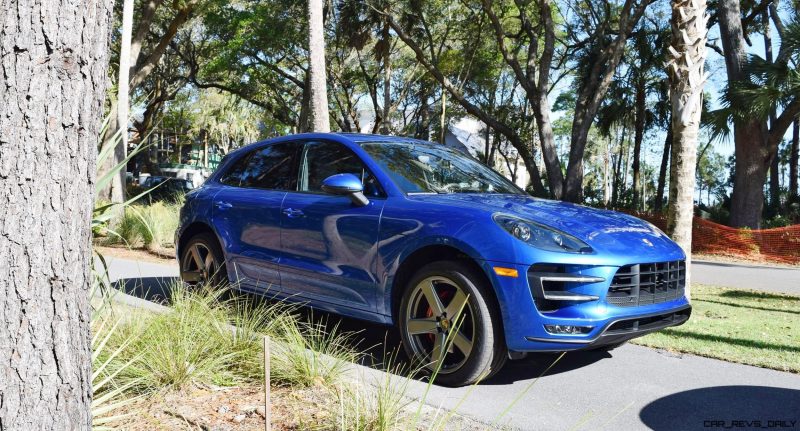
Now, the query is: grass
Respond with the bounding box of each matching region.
[632,284,800,373]
[106,200,181,253]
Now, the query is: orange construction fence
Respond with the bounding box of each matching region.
[629,212,800,265]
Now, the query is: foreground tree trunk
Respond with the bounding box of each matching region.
[667,0,707,290]
[0,0,111,427]
[307,0,330,132]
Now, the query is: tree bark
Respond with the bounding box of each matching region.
[307,0,330,132]
[380,18,392,135]
[791,119,799,200]
[111,0,135,216]
[764,9,780,211]
[632,75,646,209]
[719,0,770,228]
[667,0,707,291]
[0,0,111,427]
[655,128,672,212]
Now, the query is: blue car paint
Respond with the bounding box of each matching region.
[177,132,690,353]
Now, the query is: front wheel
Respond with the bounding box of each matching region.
[180,232,227,286]
[398,261,507,387]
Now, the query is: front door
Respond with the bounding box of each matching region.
[279,140,385,310]
[212,141,300,292]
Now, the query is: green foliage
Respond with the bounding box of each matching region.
[96,283,360,397]
[109,201,181,251]
[634,285,800,373]
[270,316,360,388]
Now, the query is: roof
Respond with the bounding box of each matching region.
[332,132,431,145]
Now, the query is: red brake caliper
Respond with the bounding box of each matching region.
[425,287,453,343]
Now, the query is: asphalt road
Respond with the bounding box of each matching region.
[693,260,800,295]
[102,256,800,430]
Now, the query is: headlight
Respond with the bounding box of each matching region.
[493,214,593,254]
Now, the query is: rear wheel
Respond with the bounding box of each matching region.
[398,261,507,387]
[180,232,227,286]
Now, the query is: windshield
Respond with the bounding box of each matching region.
[361,142,524,195]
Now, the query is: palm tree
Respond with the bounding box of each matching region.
[307,0,330,132]
[667,0,708,288]
[724,12,800,219]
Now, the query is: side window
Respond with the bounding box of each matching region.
[219,153,251,186]
[298,141,383,196]
[240,142,298,190]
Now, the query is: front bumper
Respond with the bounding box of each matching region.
[524,305,691,350]
[478,260,692,352]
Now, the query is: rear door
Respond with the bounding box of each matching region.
[211,141,301,292]
[279,140,386,311]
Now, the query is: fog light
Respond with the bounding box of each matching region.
[544,324,593,335]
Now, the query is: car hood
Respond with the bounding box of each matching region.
[412,194,683,258]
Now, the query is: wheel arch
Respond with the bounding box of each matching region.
[177,221,221,261]
[387,243,500,327]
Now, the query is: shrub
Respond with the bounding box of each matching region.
[109,201,180,251]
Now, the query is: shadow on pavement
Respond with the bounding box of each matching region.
[640,385,800,430]
[112,276,614,386]
[113,276,180,304]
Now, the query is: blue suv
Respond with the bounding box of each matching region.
[176,133,691,386]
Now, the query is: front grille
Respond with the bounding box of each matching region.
[604,307,692,334]
[607,260,685,307]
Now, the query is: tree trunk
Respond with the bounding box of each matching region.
[563,0,651,203]
[307,0,330,132]
[99,107,126,205]
[532,97,564,199]
[380,19,392,135]
[0,0,111,427]
[719,0,769,228]
[765,9,781,212]
[667,0,707,291]
[119,0,134,153]
[484,124,492,166]
[632,75,646,208]
[104,0,134,214]
[439,89,447,144]
[655,128,672,212]
[791,119,799,200]
[612,127,626,207]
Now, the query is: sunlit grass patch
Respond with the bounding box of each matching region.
[633,284,800,373]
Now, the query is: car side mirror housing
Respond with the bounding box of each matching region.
[321,173,369,206]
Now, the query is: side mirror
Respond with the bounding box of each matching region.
[321,173,369,206]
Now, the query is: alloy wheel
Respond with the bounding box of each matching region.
[404,276,475,374]
[181,242,218,284]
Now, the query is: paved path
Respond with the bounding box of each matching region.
[105,256,800,430]
[693,260,800,295]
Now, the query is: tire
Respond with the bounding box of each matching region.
[179,232,228,287]
[398,260,507,387]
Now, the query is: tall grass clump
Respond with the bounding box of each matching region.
[100,283,360,396]
[112,201,180,252]
[270,315,360,388]
[333,355,413,431]
[112,286,255,392]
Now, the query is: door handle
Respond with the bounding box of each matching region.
[215,201,233,210]
[282,208,304,218]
